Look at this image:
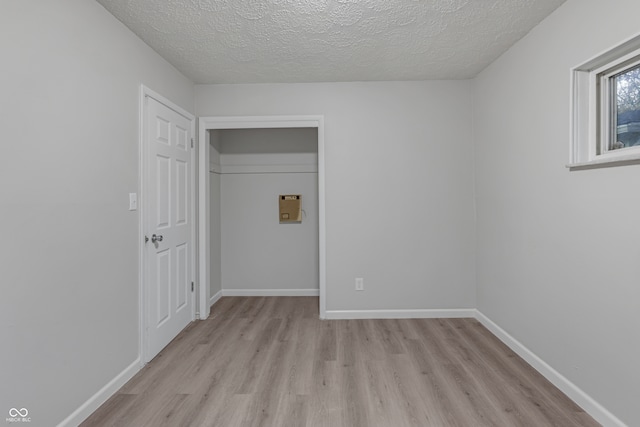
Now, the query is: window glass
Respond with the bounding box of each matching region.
[614,64,640,150]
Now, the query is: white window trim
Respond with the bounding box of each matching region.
[569,32,640,168]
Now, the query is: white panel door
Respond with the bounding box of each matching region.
[145,96,193,361]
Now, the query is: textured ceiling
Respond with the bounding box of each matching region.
[96,0,566,84]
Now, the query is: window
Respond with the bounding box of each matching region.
[570,34,640,167]
[597,57,640,154]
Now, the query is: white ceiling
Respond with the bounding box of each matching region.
[96,0,566,84]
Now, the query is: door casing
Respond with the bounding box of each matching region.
[198,115,327,319]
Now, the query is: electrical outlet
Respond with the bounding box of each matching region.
[355,277,364,291]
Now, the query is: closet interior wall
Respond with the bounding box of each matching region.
[209,128,319,300]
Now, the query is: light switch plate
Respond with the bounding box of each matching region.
[129,193,137,211]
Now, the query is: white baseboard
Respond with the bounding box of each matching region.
[474,310,626,427]
[221,289,319,297]
[57,358,141,427]
[210,290,222,307]
[324,308,476,320]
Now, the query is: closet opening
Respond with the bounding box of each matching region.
[198,116,326,319]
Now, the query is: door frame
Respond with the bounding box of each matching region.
[198,115,327,319]
[139,85,197,364]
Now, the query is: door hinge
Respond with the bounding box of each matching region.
[191,138,194,148]
[191,282,194,292]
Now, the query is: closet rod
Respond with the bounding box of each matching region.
[209,171,317,175]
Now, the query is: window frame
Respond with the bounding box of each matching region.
[595,51,640,157]
[569,33,640,168]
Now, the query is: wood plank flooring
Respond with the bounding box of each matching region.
[81,297,599,427]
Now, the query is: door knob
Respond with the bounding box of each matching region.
[151,234,163,243]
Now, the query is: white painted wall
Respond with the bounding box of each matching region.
[221,174,319,291]
[196,82,476,310]
[473,0,640,425]
[0,1,194,426]
[219,128,319,292]
[209,131,222,303]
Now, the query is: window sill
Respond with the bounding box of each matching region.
[567,153,640,170]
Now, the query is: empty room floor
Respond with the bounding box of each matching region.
[82,297,599,426]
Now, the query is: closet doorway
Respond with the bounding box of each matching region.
[198,116,326,319]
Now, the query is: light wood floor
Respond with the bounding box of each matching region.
[82,297,599,427]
